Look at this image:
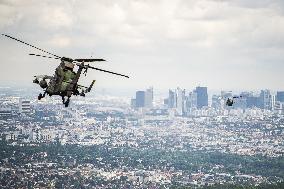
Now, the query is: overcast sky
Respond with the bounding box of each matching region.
[0,0,284,93]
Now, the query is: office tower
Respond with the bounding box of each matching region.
[176,87,185,116]
[136,91,145,108]
[270,95,276,110]
[258,89,271,109]
[168,89,177,108]
[182,89,187,115]
[276,91,284,102]
[145,87,153,108]
[196,86,208,109]
[19,99,31,114]
[186,91,197,109]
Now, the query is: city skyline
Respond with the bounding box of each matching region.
[1,85,284,188]
[1,76,284,188]
[1,1,284,91]
[1,1,284,187]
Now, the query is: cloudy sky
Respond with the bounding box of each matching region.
[0,0,284,92]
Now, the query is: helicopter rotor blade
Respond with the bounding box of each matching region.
[87,65,129,78]
[29,53,61,59]
[2,34,61,58]
[75,58,106,62]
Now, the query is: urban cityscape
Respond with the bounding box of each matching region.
[0,85,284,188]
[1,0,284,188]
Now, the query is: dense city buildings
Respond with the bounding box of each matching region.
[1,86,284,188]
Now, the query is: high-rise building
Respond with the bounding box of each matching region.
[132,87,153,109]
[19,99,31,114]
[276,91,284,102]
[136,91,145,108]
[168,89,177,108]
[145,87,153,108]
[176,87,185,116]
[185,91,197,115]
[186,91,197,108]
[271,95,276,110]
[196,86,208,109]
[182,89,187,115]
[258,90,271,109]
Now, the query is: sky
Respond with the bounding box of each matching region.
[0,0,284,93]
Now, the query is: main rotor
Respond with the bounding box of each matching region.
[2,34,129,78]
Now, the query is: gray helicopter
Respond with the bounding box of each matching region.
[2,34,129,107]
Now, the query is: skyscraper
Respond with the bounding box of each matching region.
[187,91,197,108]
[145,87,153,108]
[271,95,276,110]
[168,89,177,109]
[136,91,145,108]
[185,91,197,115]
[176,87,185,116]
[276,91,284,102]
[196,86,208,109]
[258,90,271,109]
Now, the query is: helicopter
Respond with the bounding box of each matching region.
[226,96,243,106]
[2,34,129,107]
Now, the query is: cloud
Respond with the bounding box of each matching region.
[0,0,284,91]
[49,35,72,47]
[0,2,21,28]
[39,6,73,29]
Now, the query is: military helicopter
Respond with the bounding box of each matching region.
[226,96,243,106]
[2,34,129,107]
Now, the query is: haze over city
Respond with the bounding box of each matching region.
[1,0,284,91]
[1,1,284,188]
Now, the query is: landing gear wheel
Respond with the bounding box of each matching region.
[64,99,70,107]
[38,93,43,100]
